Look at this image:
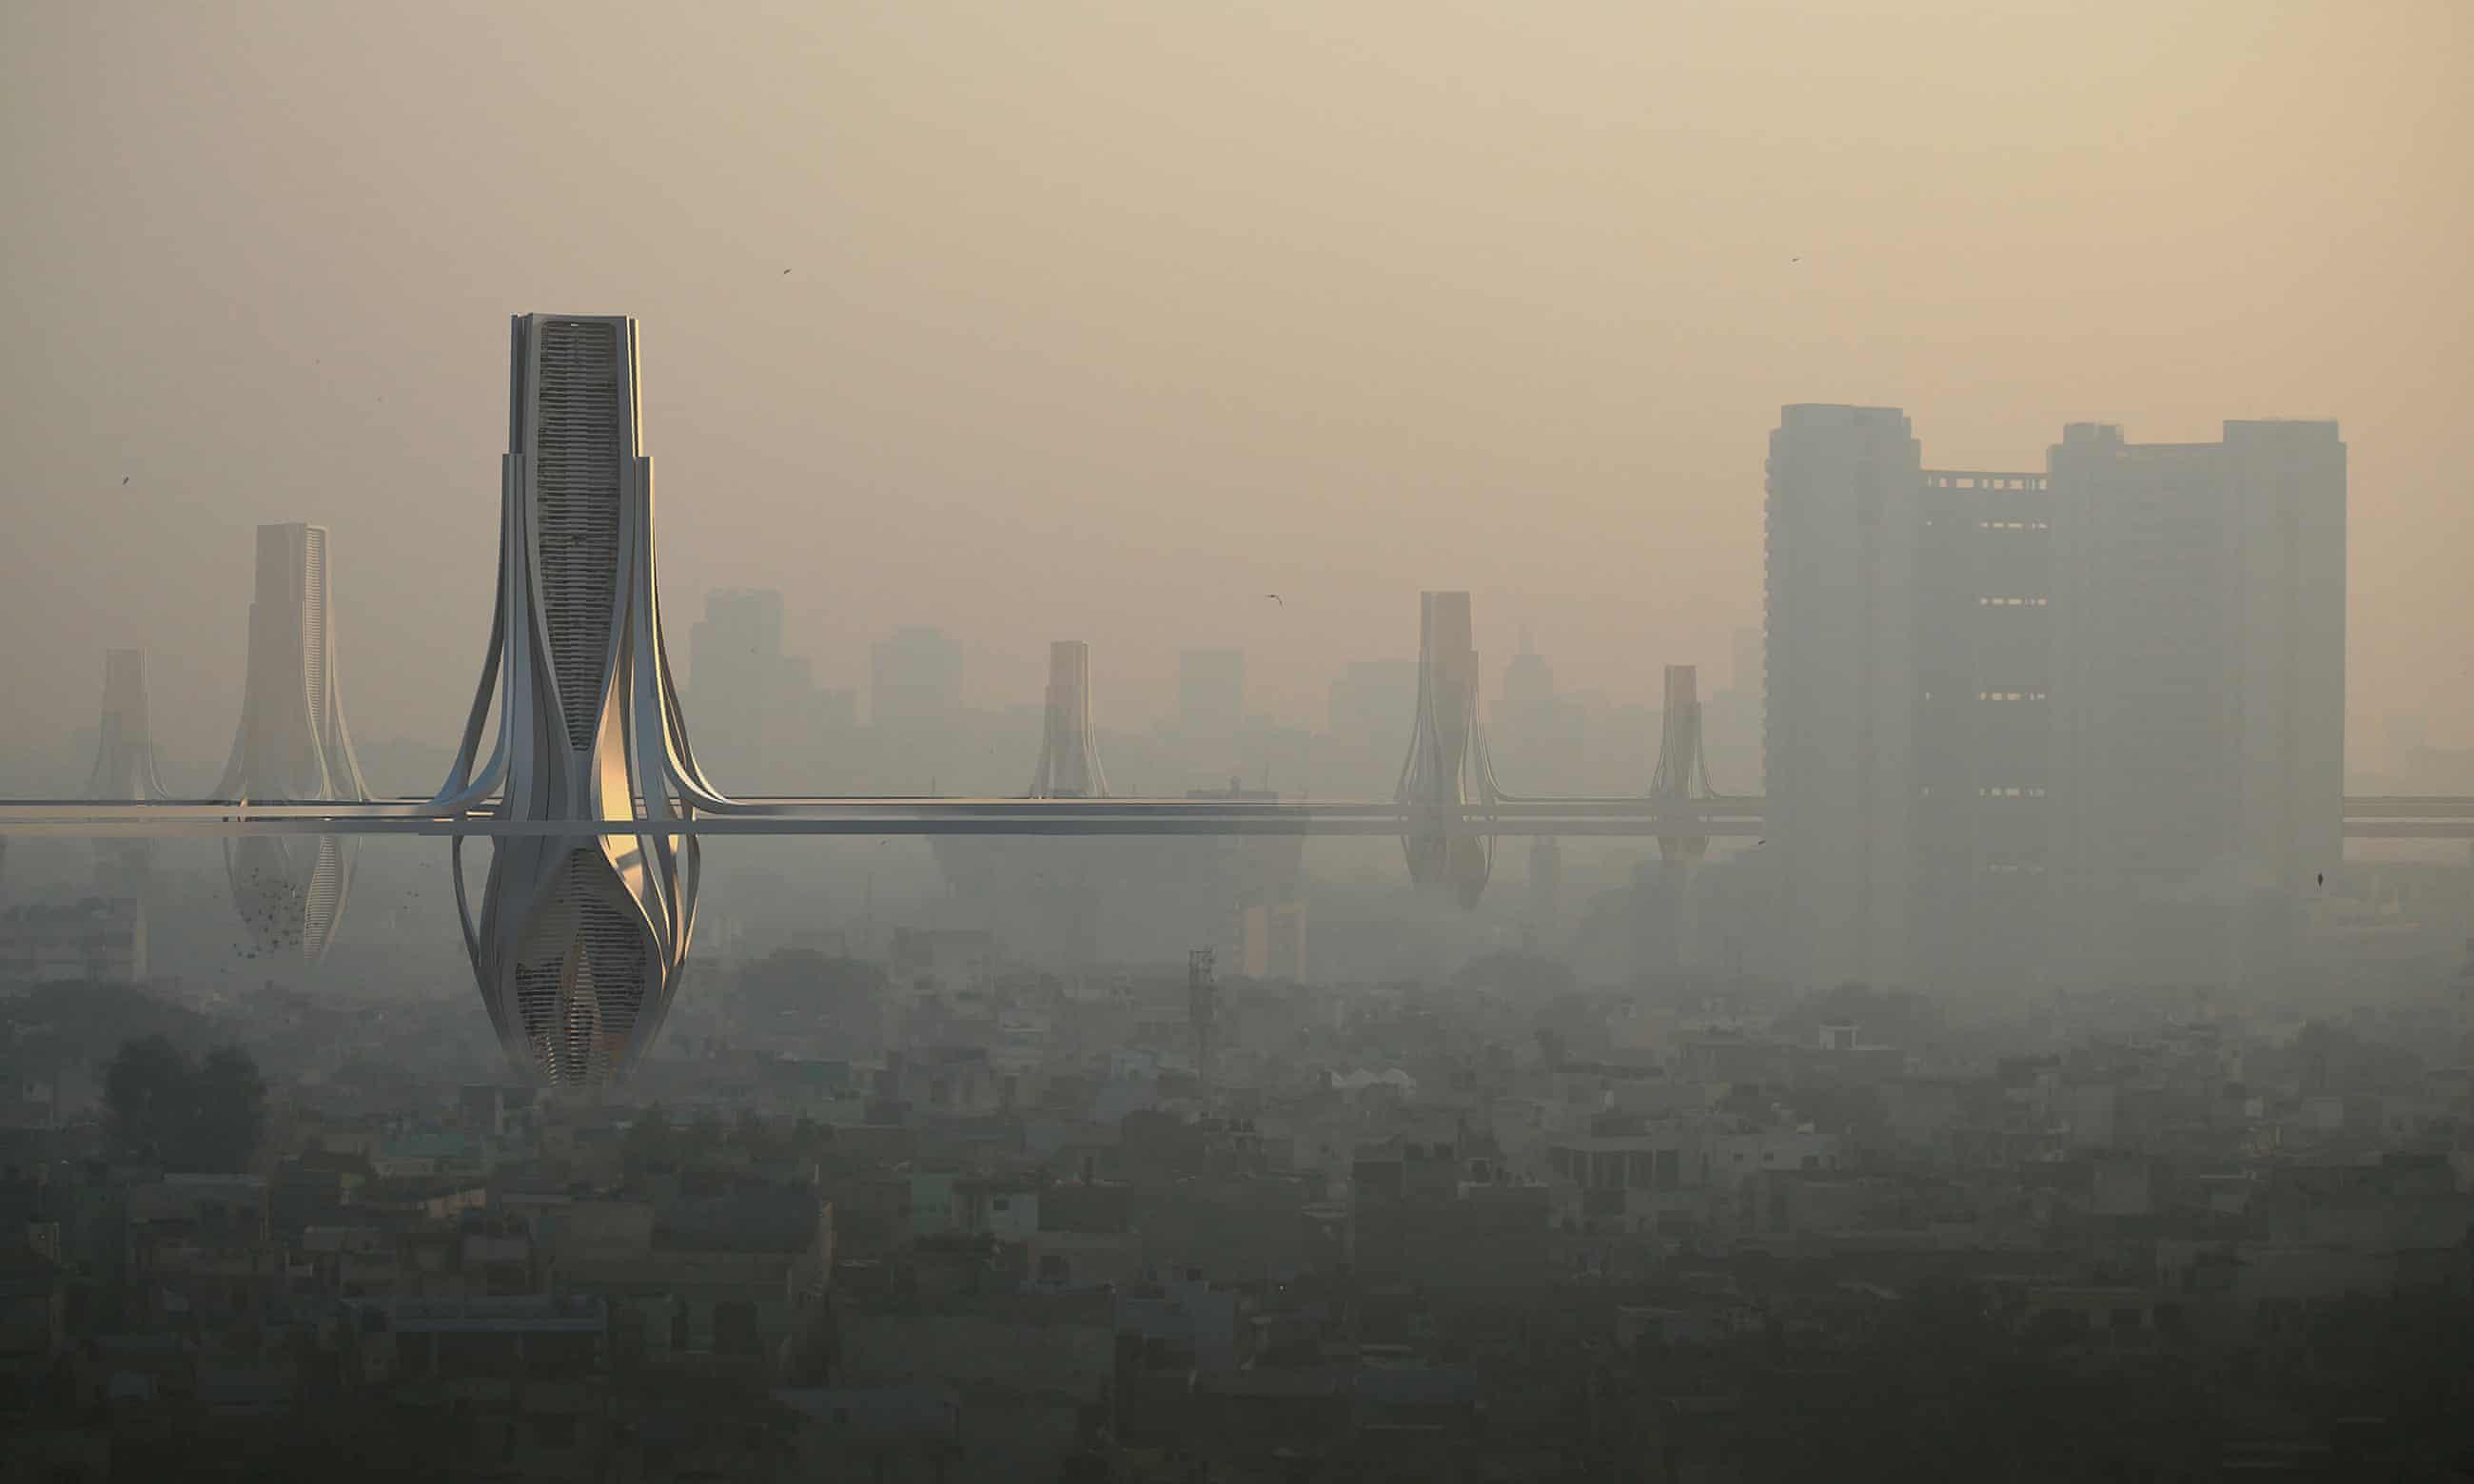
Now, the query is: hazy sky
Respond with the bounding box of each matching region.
[3,0,2465,778]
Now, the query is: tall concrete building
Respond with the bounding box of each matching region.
[217,522,367,964]
[1912,466,2055,988]
[2047,420,2346,987]
[1762,407,2345,995]
[1764,405,1920,991]
[1701,626,1763,793]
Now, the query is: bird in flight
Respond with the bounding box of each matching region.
[782,267,793,275]
[1266,594,1283,606]
[121,476,129,485]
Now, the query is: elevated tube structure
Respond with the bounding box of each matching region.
[433,314,723,1085]
[216,523,366,963]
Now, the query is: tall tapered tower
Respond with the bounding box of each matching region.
[88,649,171,900]
[434,314,718,1084]
[1399,590,1493,908]
[1029,640,1109,799]
[218,523,366,963]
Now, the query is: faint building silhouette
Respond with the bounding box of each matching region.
[690,588,851,793]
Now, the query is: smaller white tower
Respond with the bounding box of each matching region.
[88,648,171,901]
[1399,591,1492,908]
[217,522,366,964]
[1030,640,1109,799]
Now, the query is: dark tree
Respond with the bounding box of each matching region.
[103,1037,266,1171]
[103,1033,189,1161]
[189,1045,267,1171]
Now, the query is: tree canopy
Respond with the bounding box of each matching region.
[104,1035,266,1172]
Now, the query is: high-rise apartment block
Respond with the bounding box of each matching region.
[1764,406,1920,991]
[1764,406,2344,995]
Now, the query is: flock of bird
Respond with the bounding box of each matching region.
[231,865,309,960]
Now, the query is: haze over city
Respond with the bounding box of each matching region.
[7,4,2474,1480]
[3,0,2466,771]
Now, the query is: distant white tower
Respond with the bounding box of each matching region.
[1030,640,1109,799]
[88,648,171,900]
[217,523,367,963]
[1399,591,1493,908]
[433,314,717,1084]
[89,650,171,801]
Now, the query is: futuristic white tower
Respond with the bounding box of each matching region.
[88,648,171,899]
[1645,663,1718,972]
[433,314,719,1084]
[217,523,367,962]
[1029,640,1109,799]
[1398,590,1494,908]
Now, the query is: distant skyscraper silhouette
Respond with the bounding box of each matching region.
[433,314,716,1084]
[2047,420,2345,987]
[689,587,844,790]
[690,587,787,788]
[217,522,366,963]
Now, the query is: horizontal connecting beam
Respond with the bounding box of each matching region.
[0,796,1765,839]
[1,795,2464,838]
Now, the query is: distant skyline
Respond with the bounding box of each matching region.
[3,2,2465,770]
